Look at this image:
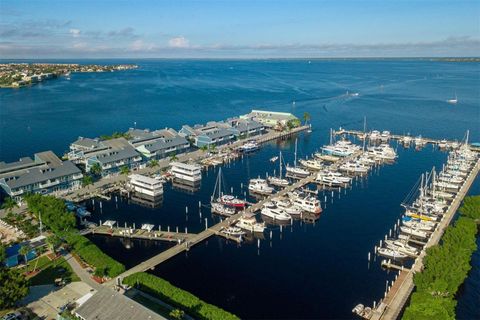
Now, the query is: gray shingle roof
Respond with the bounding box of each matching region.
[144,136,189,153]
[95,145,140,164]
[5,160,81,189]
[75,288,165,320]
[71,137,104,150]
[0,157,37,174]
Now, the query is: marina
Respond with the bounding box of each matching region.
[354,139,479,320]
[1,59,479,319]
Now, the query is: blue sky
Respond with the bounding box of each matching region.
[1,0,479,58]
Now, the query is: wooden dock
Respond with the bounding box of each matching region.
[86,225,197,243]
[369,157,480,320]
[106,145,361,287]
[334,129,466,147]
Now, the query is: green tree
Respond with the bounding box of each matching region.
[1,197,18,213]
[46,235,62,253]
[82,175,93,187]
[120,166,130,175]
[169,309,185,320]
[200,145,208,152]
[303,112,311,125]
[0,244,6,263]
[169,152,178,161]
[90,162,102,176]
[147,159,159,168]
[19,245,31,264]
[0,268,29,309]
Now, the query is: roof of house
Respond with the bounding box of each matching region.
[75,288,165,320]
[0,157,37,174]
[246,110,298,121]
[94,146,140,165]
[143,136,189,153]
[4,160,82,189]
[71,137,104,149]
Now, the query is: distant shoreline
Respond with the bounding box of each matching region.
[0,57,479,62]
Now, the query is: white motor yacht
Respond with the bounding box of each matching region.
[261,204,292,221]
[249,178,275,195]
[236,215,265,233]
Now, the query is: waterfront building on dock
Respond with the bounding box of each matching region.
[170,162,202,182]
[127,173,163,197]
[226,117,265,138]
[67,137,109,164]
[241,109,299,128]
[0,151,83,201]
[128,128,191,160]
[85,138,142,176]
[179,122,235,147]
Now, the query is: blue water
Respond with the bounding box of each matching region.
[1,59,479,318]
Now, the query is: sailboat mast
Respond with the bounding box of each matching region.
[294,138,298,167]
[279,151,282,179]
[363,116,367,133]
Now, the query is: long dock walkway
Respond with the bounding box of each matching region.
[85,225,197,243]
[107,147,361,286]
[370,157,480,320]
[64,126,310,203]
[334,129,465,147]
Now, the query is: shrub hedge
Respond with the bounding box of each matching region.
[124,272,239,320]
[62,232,125,278]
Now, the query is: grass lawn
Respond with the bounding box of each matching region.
[24,255,80,286]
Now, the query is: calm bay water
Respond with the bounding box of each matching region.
[1,59,479,318]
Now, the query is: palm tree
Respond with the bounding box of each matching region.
[19,245,31,265]
[148,159,159,168]
[303,112,311,125]
[1,197,18,214]
[169,152,178,161]
[120,166,130,175]
[82,175,93,187]
[200,145,208,152]
[90,162,102,176]
[46,235,61,253]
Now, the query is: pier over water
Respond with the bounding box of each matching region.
[106,148,363,286]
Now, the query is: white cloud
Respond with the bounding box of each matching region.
[72,42,87,49]
[69,28,81,38]
[168,36,189,48]
[129,39,153,51]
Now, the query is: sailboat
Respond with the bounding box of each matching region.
[268,151,290,187]
[447,92,458,104]
[211,168,246,209]
[286,138,310,178]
